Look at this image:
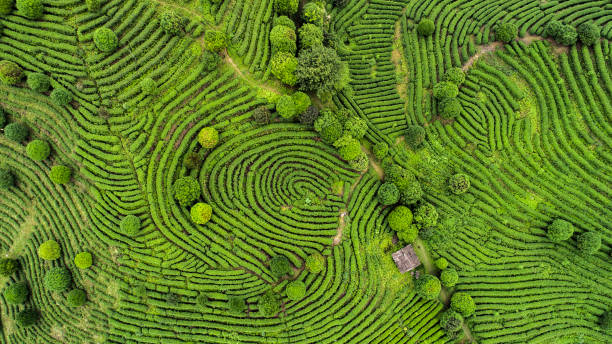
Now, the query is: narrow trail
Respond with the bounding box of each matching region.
[462,42,502,71]
[224,53,281,95]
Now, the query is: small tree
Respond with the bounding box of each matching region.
[438,98,461,118]
[26,140,51,161]
[27,73,50,92]
[415,274,441,300]
[296,45,346,96]
[49,165,72,184]
[274,0,298,16]
[577,22,600,46]
[44,267,72,292]
[270,256,291,278]
[305,252,325,273]
[270,25,296,54]
[160,10,185,35]
[557,25,577,46]
[442,67,465,85]
[302,2,325,26]
[577,232,601,254]
[495,22,518,43]
[15,309,39,327]
[74,252,93,269]
[298,24,323,50]
[417,18,434,36]
[227,296,246,315]
[16,0,43,19]
[314,110,343,144]
[276,95,297,119]
[387,206,413,232]
[292,91,311,115]
[3,281,29,304]
[441,268,458,287]
[448,173,470,194]
[299,105,319,127]
[433,81,458,99]
[0,167,14,189]
[377,182,399,206]
[285,280,306,301]
[198,127,219,148]
[93,27,118,53]
[258,290,281,316]
[440,309,463,335]
[271,52,298,86]
[406,125,426,149]
[4,122,29,142]
[546,219,574,242]
[38,240,60,260]
[173,176,201,207]
[66,289,87,307]
[0,60,23,85]
[414,203,438,228]
[0,0,14,15]
[50,88,73,106]
[373,142,388,160]
[120,215,141,236]
[204,30,226,52]
[0,258,19,276]
[190,202,212,225]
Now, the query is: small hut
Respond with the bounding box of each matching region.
[392,244,421,273]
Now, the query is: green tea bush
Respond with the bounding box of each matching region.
[26,73,50,93]
[74,252,92,269]
[377,182,399,205]
[0,167,14,189]
[94,27,118,53]
[305,252,325,273]
[451,292,475,316]
[448,173,470,194]
[302,2,324,26]
[173,176,200,207]
[3,281,29,304]
[0,0,14,15]
[273,16,295,30]
[440,309,463,334]
[49,165,72,184]
[120,215,141,236]
[66,289,86,307]
[50,88,72,106]
[298,24,323,50]
[0,258,19,276]
[258,290,281,316]
[276,95,296,119]
[85,0,100,12]
[577,22,600,46]
[546,219,574,242]
[414,203,438,228]
[270,256,291,278]
[0,60,22,85]
[44,267,72,292]
[441,268,458,287]
[204,30,226,52]
[38,240,60,260]
[16,0,42,19]
[299,105,319,126]
[417,18,434,36]
[274,0,298,16]
[198,127,219,148]
[373,142,388,160]
[415,274,441,300]
[26,140,50,161]
[160,10,185,35]
[271,52,298,86]
[442,67,465,85]
[433,81,458,99]
[495,22,518,43]
[140,77,156,95]
[285,280,306,301]
[227,296,245,315]
[577,232,601,254]
[439,98,461,118]
[190,202,212,224]
[270,25,296,54]
[388,206,413,232]
[15,309,38,327]
[4,122,29,142]
[406,124,426,149]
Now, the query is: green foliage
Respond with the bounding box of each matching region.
[434,258,448,270]
[26,72,50,93]
[417,18,434,36]
[600,311,612,332]
[94,27,118,53]
[74,252,92,269]
[191,202,212,224]
[0,258,19,276]
[344,116,367,139]
[258,290,281,316]
[388,206,413,232]
[3,281,29,304]
[183,151,203,170]
[415,274,441,300]
[302,2,325,26]
[202,50,221,72]
[296,45,346,96]
[120,215,141,236]
[305,252,325,273]
[577,232,601,254]
[0,60,22,85]
[173,176,201,207]
[448,173,470,194]
[85,0,100,12]
[285,280,306,301]
[577,22,600,46]
[5,122,29,142]
[397,225,418,243]
[270,52,298,86]
[494,22,518,43]
[270,256,291,278]
[546,219,574,242]
[0,0,14,15]
[291,91,311,115]
[44,267,72,292]
[270,25,296,54]
[314,109,343,144]
[66,289,87,307]
[15,309,38,327]
[414,202,438,228]
[334,135,361,161]
[276,95,297,119]
[545,20,564,38]
[556,25,577,46]
[440,309,463,334]
[377,182,399,206]
[26,139,50,161]
[204,30,226,52]
[433,81,458,99]
[140,77,156,95]
[253,106,272,125]
[441,268,458,287]
[298,24,323,50]
[349,152,369,172]
[0,167,14,189]
[198,127,219,148]
[373,142,388,160]
[0,108,5,127]
[38,240,60,260]
[273,16,295,30]
[50,88,72,106]
[227,296,245,315]
[442,67,465,85]
[299,105,319,127]
[160,10,185,35]
[16,0,42,19]
[49,165,72,184]
[451,292,475,316]
[406,124,426,149]
[399,180,423,205]
[195,293,208,308]
[438,97,461,118]
[274,0,298,16]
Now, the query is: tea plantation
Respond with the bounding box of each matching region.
[0,0,610,343]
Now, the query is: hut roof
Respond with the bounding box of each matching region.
[392,244,421,273]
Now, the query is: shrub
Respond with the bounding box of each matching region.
[417,18,434,36]
[415,274,441,300]
[397,225,418,243]
[302,2,324,26]
[26,73,50,93]
[406,125,426,149]
[349,153,369,172]
[414,202,438,228]
[399,180,423,205]
[373,142,388,160]
[26,139,50,161]
[449,173,470,194]
[173,176,200,207]
[227,296,245,315]
[0,0,14,15]
[577,232,601,254]
[49,165,72,184]
[270,52,298,86]
[0,108,5,127]
[299,105,319,126]
[93,27,118,53]
[191,202,212,225]
[298,23,323,49]
[344,116,367,139]
[0,60,22,85]
[258,290,281,316]
[16,0,42,19]
[273,16,295,30]
[334,135,361,161]
[66,289,86,307]
[276,95,296,119]
[314,110,343,143]
[253,106,272,125]
[274,0,298,15]
[440,309,463,334]
[305,252,325,273]
[50,88,72,106]
[438,97,461,118]
[434,257,448,270]
[577,22,600,46]
[198,127,219,148]
[495,22,518,43]
[270,256,291,278]
[202,50,220,72]
[0,167,14,189]
[4,281,29,304]
[545,20,563,38]
[451,292,475,316]
[296,45,346,96]
[74,252,92,269]
[160,10,185,35]
[441,268,458,287]
[120,215,141,236]
[0,258,19,276]
[285,280,306,301]
[600,311,611,332]
[388,206,413,232]
[85,0,100,12]
[140,77,156,95]
[38,240,60,260]
[557,25,577,46]
[44,267,72,292]
[5,122,29,142]
[15,309,38,327]
[292,91,311,115]
[378,182,399,205]
[204,30,226,52]
[546,219,574,242]
[183,151,203,170]
[442,67,465,85]
[195,293,208,308]
[270,25,296,54]
[433,81,458,99]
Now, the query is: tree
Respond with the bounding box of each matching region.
[577,232,601,254]
[299,105,319,126]
[417,18,434,36]
[451,292,475,316]
[334,135,361,161]
[433,81,458,99]
[49,165,72,184]
[202,50,220,72]
[344,116,367,139]
[66,289,87,307]
[140,77,156,95]
[93,27,118,53]
[557,25,577,46]
[204,30,226,52]
[438,97,461,118]
[397,225,418,243]
[173,176,201,207]
[227,296,245,315]
[349,153,369,172]
[442,67,465,85]
[546,219,574,242]
[0,60,22,85]
[253,106,272,125]
[448,173,470,194]
[0,258,19,276]
[292,91,311,115]
[285,280,306,301]
[44,267,72,292]
[15,309,38,327]
[273,16,295,30]
[26,73,50,93]
[440,309,463,334]
[74,252,93,269]
[305,252,325,273]
[414,202,438,228]
[183,151,203,170]
[377,182,399,205]
[545,20,563,38]
[270,52,298,86]
[276,95,297,119]
[270,25,296,54]
[302,2,325,26]
[435,257,448,270]
[415,274,441,300]
[85,0,100,12]
[373,142,388,160]
[120,215,141,236]
[577,22,600,46]
[3,281,29,304]
[0,167,14,189]
[399,180,423,205]
[298,24,323,50]
[600,311,611,332]
[441,268,458,287]
[270,256,291,278]
[50,88,72,106]
[314,109,343,144]
[16,0,42,19]
[5,122,29,142]
[198,127,219,148]
[406,124,426,149]
[495,22,518,43]
[38,240,60,260]
[160,10,185,35]
[0,0,14,15]
[26,139,50,161]
[388,206,413,232]
[296,45,346,96]
[258,290,281,316]
[191,202,212,224]
[274,0,298,16]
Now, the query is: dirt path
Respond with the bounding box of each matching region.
[462,42,502,71]
[333,210,348,245]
